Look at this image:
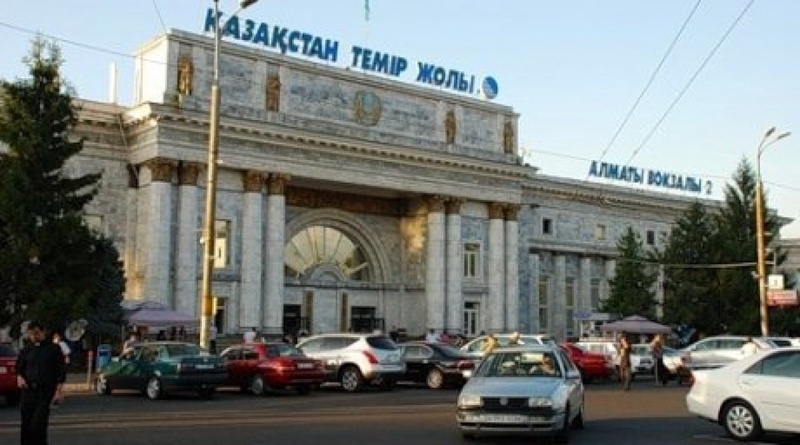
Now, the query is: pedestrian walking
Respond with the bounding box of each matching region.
[16,320,67,445]
[617,332,632,391]
[650,333,667,386]
[50,331,71,407]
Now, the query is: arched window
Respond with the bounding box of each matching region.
[284,226,370,281]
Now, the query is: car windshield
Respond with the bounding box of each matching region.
[160,343,200,357]
[475,351,561,378]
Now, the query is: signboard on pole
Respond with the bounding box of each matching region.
[767,289,798,307]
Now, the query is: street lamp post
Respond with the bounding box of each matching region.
[199,0,259,350]
[755,127,791,337]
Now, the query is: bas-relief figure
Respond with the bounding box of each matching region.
[177,56,193,96]
[445,110,456,144]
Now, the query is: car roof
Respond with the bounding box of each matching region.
[490,344,556,354]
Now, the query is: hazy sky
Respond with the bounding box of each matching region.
[1,1,798,235]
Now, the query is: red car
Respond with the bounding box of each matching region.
[221,342,324,395]
[0,343,20,406]
[560,342,613,383]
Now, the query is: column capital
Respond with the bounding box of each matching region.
[127,164,139,188]
[505,204,521,221]
[267,173,291,195]
[488,202,506,219]
[446,197,465,214]
[145,158,177,183]
[179,162,201,186]
[427,195,447,213]
[243,170,265,193]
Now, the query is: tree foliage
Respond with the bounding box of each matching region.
[602,227,657,318]
[0,38,125,336]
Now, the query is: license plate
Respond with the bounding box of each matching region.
[195,364,214,370]
[479,414,528,423]
[297,363,314,369]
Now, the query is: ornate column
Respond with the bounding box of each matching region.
[175,163,200,317]
[425,195,446,333]
[487,202,506,333]
[529,253,541,333]
[240,171,265,330]
[142,158,175,307]
[579,256,592,336]
[553,254,566,341]
[504,204,520,331]
[604,258,616,306]
[125,165,141,299]
[445,198,464,334]
[264,173,290,336]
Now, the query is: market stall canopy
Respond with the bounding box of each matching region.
[599,315,671,335]
[123,300,198,327]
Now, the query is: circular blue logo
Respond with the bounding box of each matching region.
[482,76,499,99]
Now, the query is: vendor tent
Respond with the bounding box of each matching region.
[123,300,198,327]
[599,315,671,335]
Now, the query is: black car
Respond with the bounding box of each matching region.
[399,341,477,389]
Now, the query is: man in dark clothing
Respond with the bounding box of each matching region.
[16,321,67,445]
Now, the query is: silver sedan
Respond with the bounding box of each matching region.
[455,345,585,442]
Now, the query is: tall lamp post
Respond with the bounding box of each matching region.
[200,0,259,350]
[755,127,791,337]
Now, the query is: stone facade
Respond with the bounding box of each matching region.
[61,29,724,341]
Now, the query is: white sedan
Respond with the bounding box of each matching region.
[686,346,800,441]
[456,345,584,442]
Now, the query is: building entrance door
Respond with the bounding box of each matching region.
[463,302,480,336]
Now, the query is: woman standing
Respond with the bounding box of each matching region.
[617,333,632,391]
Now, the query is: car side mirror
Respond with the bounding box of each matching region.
[566,370,581,380]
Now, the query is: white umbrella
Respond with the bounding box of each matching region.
[600,315,671,335]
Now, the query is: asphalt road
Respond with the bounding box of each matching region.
[0,379,796,445]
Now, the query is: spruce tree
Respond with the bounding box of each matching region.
[602,227,658,318]
[0,38,124,335]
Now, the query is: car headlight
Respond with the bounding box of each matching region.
[527,397,554,408]
[457,394,483,408]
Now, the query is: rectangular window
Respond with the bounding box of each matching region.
[565,277,576,333]
[594,224,606,241]
[646,230,655,246]
[463,242,480,278]
[590,278,601,309]
[538,275,549,331]
[214,219,231,268]
[542,218,553,235]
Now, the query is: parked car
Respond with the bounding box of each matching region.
[94,341,227,400]
[460,333,557,359]
[682,335,774,370]
[296,333,405,392]
[662,346,692,384]
[577,339,653,378]
[0,343,20,406]
[630,343,655,376]
[686,346,800,441]
[576,339,618,367]
[398,341,477,389]
[560,342,613,383]
[456,345,584,442]
[220,342,324,395]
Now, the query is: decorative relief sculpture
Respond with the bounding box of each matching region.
[503,120,515,154]
[146,158,176,183]
[266,74,281,112]
[243,171,264,193]
[353,90,382,126]
[177,56,193,96]
[267,173,291,195]
[505,204,521,221]
[179,163,200,186]
[445,110,456,144]
[427,195,447,213]
[488,202,506,220]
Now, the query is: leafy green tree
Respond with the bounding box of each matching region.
[602,227,658,318]
[0,38,124,335]
[659,202,720,332]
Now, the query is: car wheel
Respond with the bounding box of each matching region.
[572,404,585,430]
[250,375,267,396]
[95,375,111,396]
[295,384,312,395]
[426,368,445,389]
[554,405,571,443]
[198,387,216,399]
[339,365,364,392]
[146,377,163,400]
[722,400,763,441]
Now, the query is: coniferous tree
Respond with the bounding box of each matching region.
[602,227,658,318]
[0,38,124,335]
[659,202,719,333]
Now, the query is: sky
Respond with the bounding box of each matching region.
[1,0,798,235]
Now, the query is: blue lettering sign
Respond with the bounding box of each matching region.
[590,160,712,195]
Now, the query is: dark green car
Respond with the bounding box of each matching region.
[95,342,227,400]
